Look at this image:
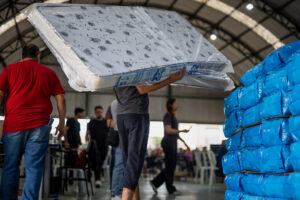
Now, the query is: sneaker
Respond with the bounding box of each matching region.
[95,180,102,188]
[150,181,158,194]
[111,195,122,200]
[170,190,182,195]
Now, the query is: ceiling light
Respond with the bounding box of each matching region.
[210,34,217,40]
[246,3,254,11]
[194,0,284,48]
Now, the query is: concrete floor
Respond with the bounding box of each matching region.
[60,178,226,200]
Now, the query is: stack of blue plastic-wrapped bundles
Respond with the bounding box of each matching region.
[223,40,300,200]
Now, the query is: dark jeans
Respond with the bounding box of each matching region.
[0,125,50,200]
[117,113,150,191]
[92,146,107,181]
[151,136,177,194]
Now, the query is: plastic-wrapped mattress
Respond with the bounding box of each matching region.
[24,3,234,91]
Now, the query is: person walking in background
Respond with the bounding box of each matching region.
[63,107,84,174]
[110,99,124,200]
[86,105,109,188]
[150,98,190,195]
[115,67,185,200]
[0,44,66,200]
[64,108,84,150]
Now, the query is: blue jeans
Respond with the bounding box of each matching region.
[0,125,50,200]
[111,144,124,196]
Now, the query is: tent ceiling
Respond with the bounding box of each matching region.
[0,0,299,98]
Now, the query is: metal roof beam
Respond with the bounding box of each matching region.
[182,9,263,61]
[168,0,178,10]
[188,2,206,19]
[233,29,298,67]
[219,0,296,53]
[256,0,299,31]
[191,20,259,65]
[204,1,244,37]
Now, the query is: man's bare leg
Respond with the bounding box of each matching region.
[133,186,140,200]
[122,188,134,200]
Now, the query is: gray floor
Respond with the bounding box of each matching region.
[60,178,226,200]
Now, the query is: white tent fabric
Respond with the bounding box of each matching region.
[24,3,235,91]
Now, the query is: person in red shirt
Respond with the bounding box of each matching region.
[0,44,66,200]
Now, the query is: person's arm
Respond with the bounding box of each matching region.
[85,130,90,142]
[55,94,66,136]
[165,125,190,135]
[0,90,5,104]
[107,118,114,129]
[178,136,190,150]
[136,67,186,95]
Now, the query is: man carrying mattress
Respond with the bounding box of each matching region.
[0,44,66,200]
[114,67,185,200]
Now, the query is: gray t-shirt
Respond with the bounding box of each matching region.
[114,86,149,115]
[111,99,118,131]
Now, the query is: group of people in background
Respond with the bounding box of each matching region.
[0,43,188,200]
[58,97,191,200]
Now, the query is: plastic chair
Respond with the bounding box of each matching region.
[194,151,210,184]
[200,151,211,184]
[207,150,219,186]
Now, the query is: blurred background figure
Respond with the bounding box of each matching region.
[86,105,109,188]
[150,98,190,195]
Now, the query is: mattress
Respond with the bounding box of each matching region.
[24,3,234,91]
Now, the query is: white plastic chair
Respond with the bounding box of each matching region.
[200,151,211,184]
[194,151,210,184]
[207,150,219,186]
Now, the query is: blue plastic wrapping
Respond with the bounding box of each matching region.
[223,151,241,175]
[288,172,300,199]
[224,88,241,118]
[242,104,262,127]
[224,111,244,137]
[225,190,244,200]
[260,91,290,119]
[288,115,300,142]
[239,148,261,172]
[263,68,288,97]
[226,131,243,151]
[263,175,291,199]
[290,142,300,170]
[241,125,262,148]
[240,62,265,86]
[261,145,292,173]
[261,118,292,147]
[287,51,300,88]
[241,174,264,196]
[277,40,300,64]
[288,85,300,115]
[262,40,300,73]
[225,173,243,191]
[242,195,263,200]
[242,196,288,200]
[240,78,264,110]
[263,51,284,72]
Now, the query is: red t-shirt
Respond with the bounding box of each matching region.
[0,60,65,133]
